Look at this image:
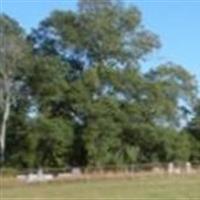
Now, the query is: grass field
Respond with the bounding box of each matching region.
[1,174,200,200]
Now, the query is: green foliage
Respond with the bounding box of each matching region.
[0,14,31,162]
[2,0,199,168]
[145,63,197,126]
[31,0,159,68]
[30,117,74,167]
[187,100,200,163]
[160,131,191,163]
[26,55,70,114]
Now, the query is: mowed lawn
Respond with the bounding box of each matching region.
[1,174,200,200]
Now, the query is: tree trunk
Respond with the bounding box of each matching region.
[0,94,10,163]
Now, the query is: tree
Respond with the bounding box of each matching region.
[188,100,200,140]
[145,63,197,127]
[0,14,29,162]
[30,117,73,168]
[187,100,200,162]
[30,0,160,68]
[78,0,114,13]
[27,0,198,167]
[2,0,198,168]
[28,0,160,166]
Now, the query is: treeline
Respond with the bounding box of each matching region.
[0,0,199,169]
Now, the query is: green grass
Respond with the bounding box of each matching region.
[1,174,200,200]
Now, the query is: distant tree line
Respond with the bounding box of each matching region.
[0,0,199,169]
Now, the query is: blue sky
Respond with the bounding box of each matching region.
[1,0,200,90]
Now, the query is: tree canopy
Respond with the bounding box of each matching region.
[0,0,199,169]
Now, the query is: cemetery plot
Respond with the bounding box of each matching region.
[1,173,200,199]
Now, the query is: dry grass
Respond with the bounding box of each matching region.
[1,173,200,200]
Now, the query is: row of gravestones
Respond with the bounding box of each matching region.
[17,168,54,183]
[17,168,82,183]
[167,162,194,174]
[16,162,195,183]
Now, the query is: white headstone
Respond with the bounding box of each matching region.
[72,167,81,175]
[27,173,38,183]
[185,162,192,174]
[168,162,174,174]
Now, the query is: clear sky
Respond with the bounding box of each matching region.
[1,0,200,90]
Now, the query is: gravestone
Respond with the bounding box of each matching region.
[168,162,174,174]
[72,167,82,175]
[185,162,192,174]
